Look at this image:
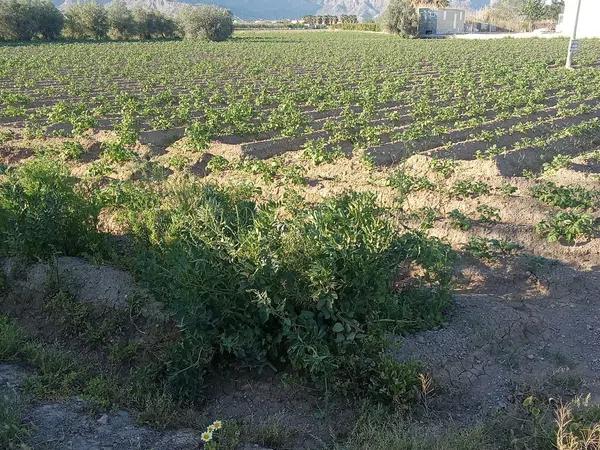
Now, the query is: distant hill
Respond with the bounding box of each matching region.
[56,0,493,21]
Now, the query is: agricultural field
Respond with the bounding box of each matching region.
[0,31,600,449]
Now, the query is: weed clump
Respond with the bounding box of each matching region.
[118,182,454,403]
[0,158,100,257]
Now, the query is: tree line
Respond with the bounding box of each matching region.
[0,0,234,42]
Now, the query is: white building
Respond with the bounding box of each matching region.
[418,8,465,36]
[557,0,600,38]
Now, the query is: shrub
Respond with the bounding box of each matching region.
[64,2,108,40]
[179,5,233,42]
[0,158,100,257]
[0,0,63,41]
[381,0,418,38]
[117,182,454,402]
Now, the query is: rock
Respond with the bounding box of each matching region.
[98,414,109,425]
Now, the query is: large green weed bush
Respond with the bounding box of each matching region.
[114,181,453,402]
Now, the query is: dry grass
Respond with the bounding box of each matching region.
[556,399,600,450]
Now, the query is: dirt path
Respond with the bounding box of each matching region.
[396,255,600,424]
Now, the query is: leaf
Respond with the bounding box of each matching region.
[332,322,344,333]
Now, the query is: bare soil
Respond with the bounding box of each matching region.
[0,363,200,450]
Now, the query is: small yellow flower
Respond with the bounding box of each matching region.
[207,424,215,432]
[212,420,223,430]
[201,431,213,442]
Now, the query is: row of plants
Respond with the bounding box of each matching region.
[2,35,599,161]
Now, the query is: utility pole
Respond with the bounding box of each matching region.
[565,0,583,69]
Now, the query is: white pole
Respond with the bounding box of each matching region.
[565,0,583,69]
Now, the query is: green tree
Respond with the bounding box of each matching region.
[64,2,108,40]
[107,0,136,39]
[521,0,546,30]
[381,0,418,38]
[179,5,233,42]
[0,0,37,40]
[0,0,62,41]
[133,8,176,40]
[545,0,564,21]
[33,0,63,39]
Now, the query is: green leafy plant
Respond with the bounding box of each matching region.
[465,237,522,260]
[536,211,596,244]
[449,209,471,231]
[206,155,230,174]
[531,182,596,210]
[0,129,15,144]
[451,180,491,199]
[389,170,434,197]
[410,206,439,230]
[61,141,85,160]
[500,183,518,196]
[542,154,571,175]
[102,141,136,163]
[476,205,501,224]
[186,122,213,152]
[429,158,457,178]
[120,184,454,403]
[302,138,342,165]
